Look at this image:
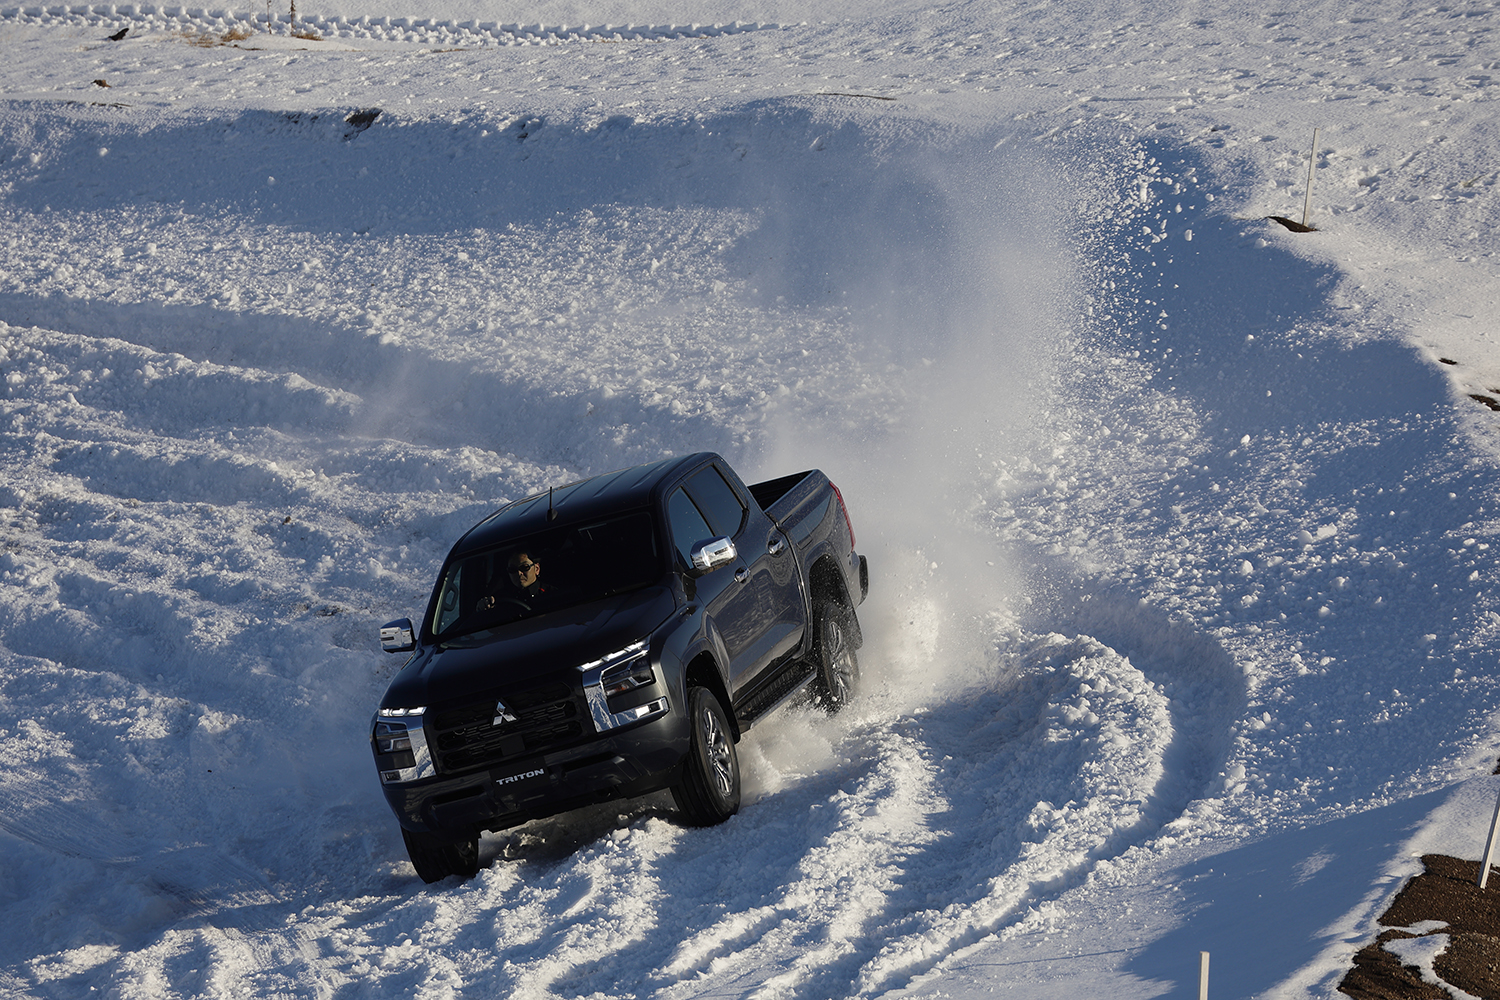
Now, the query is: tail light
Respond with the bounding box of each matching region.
[829,481,856,548]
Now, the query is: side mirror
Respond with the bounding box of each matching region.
[689,537,736,574]
[380,618,416,653]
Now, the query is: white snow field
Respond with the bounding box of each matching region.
[1,0,1499,997]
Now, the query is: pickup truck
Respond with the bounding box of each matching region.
[372,452,869,882]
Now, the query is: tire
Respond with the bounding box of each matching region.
[811,598,860,714]
[671,686,741,826]
[401,827,480,884]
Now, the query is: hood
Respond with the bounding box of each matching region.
[380,585,676,709]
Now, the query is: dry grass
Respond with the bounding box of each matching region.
[177,25,254,46]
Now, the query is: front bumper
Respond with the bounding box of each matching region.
[380,706,690,836]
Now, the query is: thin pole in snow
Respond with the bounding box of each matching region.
[1478,784,1500,888]
[1301,128,1320,229]
[1199,950,1210,1000]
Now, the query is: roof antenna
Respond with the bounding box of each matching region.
[547,486,557,521]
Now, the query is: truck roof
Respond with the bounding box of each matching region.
[452,452,715,556]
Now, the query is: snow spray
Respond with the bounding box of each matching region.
[760,133,1077,712]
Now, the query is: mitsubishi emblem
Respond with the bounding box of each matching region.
[493,700,519,726]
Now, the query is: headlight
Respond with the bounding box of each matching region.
[601,656,655,696]
[579,640,668,733]
[370,714,435,783]
[374,720,413,754]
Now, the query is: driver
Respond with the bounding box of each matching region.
[478,551,546,611]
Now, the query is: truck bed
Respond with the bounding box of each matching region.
[747,470,813,514]
[750,469,840,554]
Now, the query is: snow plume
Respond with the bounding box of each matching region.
[759,123,1076,707]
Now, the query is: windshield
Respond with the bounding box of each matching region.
[429,509,663,641]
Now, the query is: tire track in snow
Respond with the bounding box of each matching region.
[681,580,1240,1000]
[1,324,360,443]
[839,626,1186,998]
[324,613,1180,1000]
[665,724,951,1000]
[0,5,781,48]
[0,265,760,474]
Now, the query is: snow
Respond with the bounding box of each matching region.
[1,0,1499,996]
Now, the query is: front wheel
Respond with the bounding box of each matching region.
[671,686,741,826]
[401,827,480,884]
[811,599,860,714]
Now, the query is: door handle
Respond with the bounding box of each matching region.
[735,567,749,583]
[768,537,785,556]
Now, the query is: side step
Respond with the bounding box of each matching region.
[734,660,816,730]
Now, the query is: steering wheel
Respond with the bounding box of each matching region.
[478,595,532,614]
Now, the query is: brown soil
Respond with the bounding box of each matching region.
[1341,854,1500,999]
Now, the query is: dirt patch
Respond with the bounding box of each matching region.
[1341,854,1500,999]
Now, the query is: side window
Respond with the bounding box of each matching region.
[666,488,713,567]
[686,466,747,539]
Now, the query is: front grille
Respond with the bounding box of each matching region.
[427,681,584,773]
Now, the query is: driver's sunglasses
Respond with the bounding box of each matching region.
[510,561,537,573]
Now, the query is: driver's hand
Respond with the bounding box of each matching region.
[478,595,495,610]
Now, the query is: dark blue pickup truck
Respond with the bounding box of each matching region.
[372,453,869,882]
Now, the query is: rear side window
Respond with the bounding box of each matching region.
[685,466,747,539]
[666,488,713,567]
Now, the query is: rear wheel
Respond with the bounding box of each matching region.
[401,827,480,883]
[811,598,859,714]
[671,686,741,826]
